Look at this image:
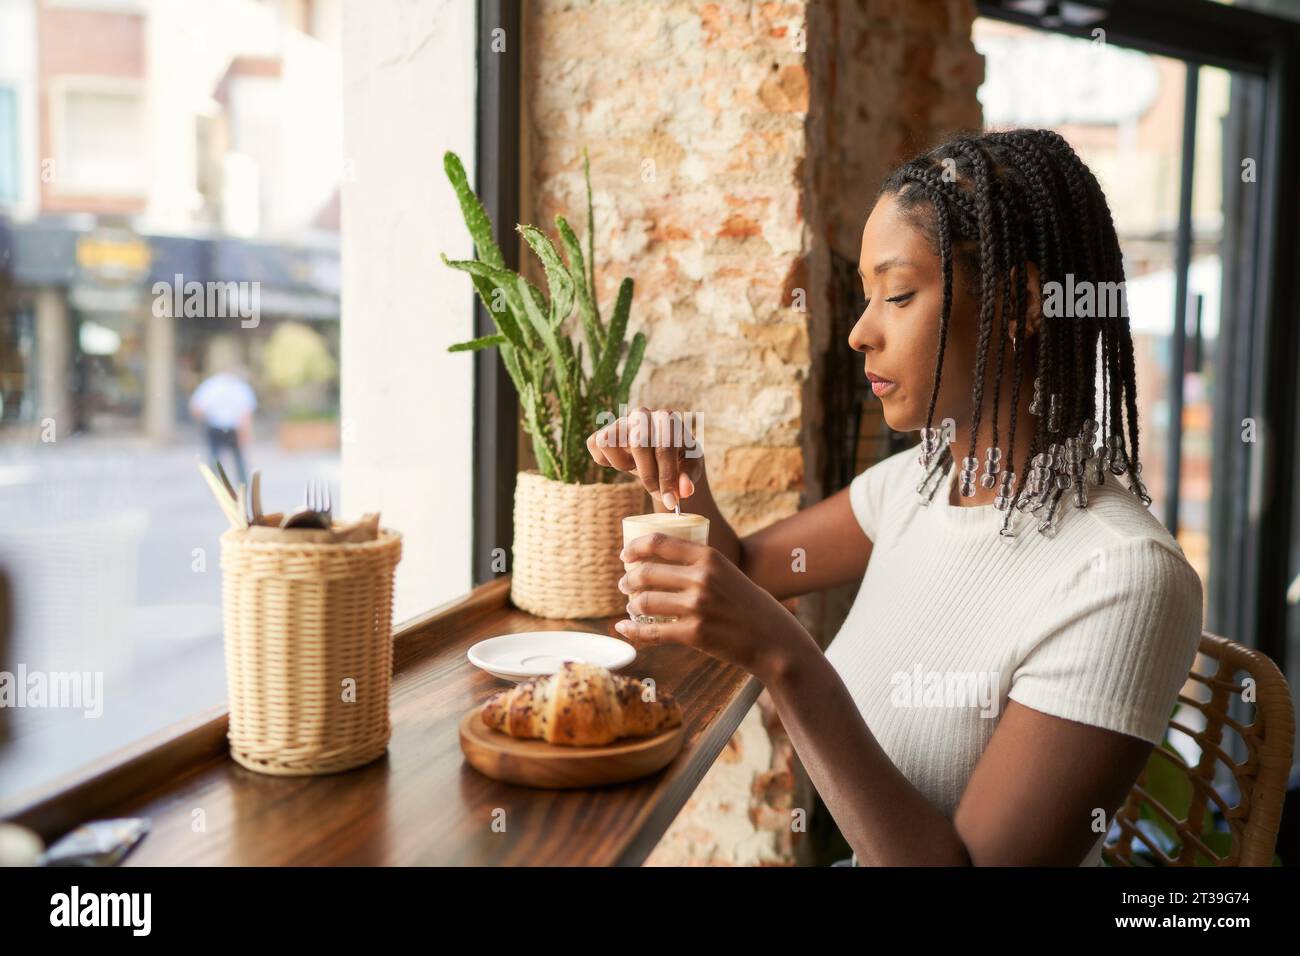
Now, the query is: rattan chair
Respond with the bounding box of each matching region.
[1104,631,1295,867]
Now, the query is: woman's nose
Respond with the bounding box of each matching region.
[848,307,880,354]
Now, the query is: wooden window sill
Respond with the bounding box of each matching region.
[3,577,760,866]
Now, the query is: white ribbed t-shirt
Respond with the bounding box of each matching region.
[823,445,1204,866]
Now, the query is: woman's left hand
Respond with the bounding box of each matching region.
[613,532,803,682]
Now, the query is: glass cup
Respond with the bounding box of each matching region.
[621,512,710,624]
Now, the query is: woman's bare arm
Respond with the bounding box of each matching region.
[761,632,1155,865]
[663,464,873,601]
[738,486,872,600]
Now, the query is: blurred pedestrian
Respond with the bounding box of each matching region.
[189,366,256,486]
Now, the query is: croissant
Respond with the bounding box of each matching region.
[481,662,682,746]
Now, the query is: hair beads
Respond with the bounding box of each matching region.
[915,445,954,507]
[876,130,1149,538]
[918,426,944,468]
[981,446,1002,489]
[994,470,1017,512]
[959,456,980,498]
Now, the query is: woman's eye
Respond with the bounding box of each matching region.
[863,292,913,309]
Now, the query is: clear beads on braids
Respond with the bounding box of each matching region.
[980,446,1002,489]
[1103,434,1127,475]
[1028,375,1044,416]
[990,402,1151,538]
[958,456,979,497]
[917,426,944,469]
[994,470,1017,512]
[1127,461,1152,506]
[917,408,1147,538]
[915,444,953,506]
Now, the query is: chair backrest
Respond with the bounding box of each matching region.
[1104,631,1295,866]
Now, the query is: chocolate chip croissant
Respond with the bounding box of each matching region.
[481,662,682,746]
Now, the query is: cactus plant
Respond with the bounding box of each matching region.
[441,149,645,485]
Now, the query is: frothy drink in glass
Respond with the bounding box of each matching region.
[621,512,710,625]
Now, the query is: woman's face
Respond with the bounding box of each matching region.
[849,191,981,435]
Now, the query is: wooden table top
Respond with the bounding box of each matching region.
[82,579,761,866]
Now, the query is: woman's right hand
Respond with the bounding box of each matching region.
[586,407,705,509]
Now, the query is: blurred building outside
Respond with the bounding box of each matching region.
[0,0,342,448]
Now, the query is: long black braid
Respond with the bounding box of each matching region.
[951,141,1000,493]
[876,129,1150,538]
[1044,130,1141,478]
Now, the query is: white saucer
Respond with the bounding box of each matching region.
[466,630,637,682]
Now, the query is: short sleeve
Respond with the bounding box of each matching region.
[1008,537,1204,745]
[848,451,900,543]
[240,380,257,412]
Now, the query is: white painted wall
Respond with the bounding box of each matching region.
[0,0,39,220]
[339,0,477,623]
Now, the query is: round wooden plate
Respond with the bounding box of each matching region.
[459,708,685,789]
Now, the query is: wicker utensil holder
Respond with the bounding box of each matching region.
[510,469,647,619]
[220,527,402,775]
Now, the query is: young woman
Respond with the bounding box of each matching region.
[587,129,1204,867]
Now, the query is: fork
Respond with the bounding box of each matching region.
[306,479,332,521]
[280,479,333,530]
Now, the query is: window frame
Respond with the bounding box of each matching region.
[47,74,148,199]
[470,0,522,587]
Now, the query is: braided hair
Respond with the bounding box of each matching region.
[878,129,1149,538]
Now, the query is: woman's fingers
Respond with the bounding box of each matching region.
[620,531,704,566]
[613,616,693,648]
[653,409,681,508]
[585,408,703,505]
[623,589,694,624]
[626,407,660,497]
[588,421,635,472]
[586,426,613,468]
[677,416,704,483]
[619,555,696,593]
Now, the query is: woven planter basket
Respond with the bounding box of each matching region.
[510,469,647,619]
[219,528,402,775]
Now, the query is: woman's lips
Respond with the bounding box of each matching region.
[866,371,897,397]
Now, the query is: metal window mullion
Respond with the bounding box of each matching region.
[1165,65,1199,538]
[472,0,522,587]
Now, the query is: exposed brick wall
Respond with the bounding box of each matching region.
[524,0,811,534]
[644,691,816,866]
[808,0,984,263]
[523,0,982,865]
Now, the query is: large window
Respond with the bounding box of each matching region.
[0,0,345,806]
